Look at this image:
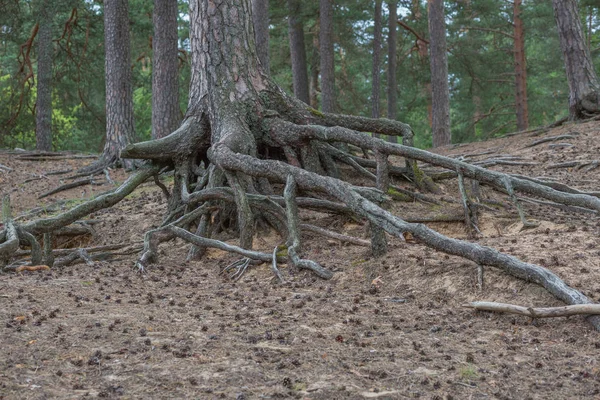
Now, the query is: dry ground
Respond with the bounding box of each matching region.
[1,121,600,399]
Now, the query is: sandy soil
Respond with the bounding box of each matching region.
[1,120,600,399]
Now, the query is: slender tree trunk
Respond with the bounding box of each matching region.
[371,0,382,120]
[319,0,335,113]
[310,28,320,109]
[387,1,398,143]
[152,0,180,139]
[102,0,135,165]
[252,0,270,74]
[427,0,450,147]
[35,0,52,151]
[513,0,528,131]
[287,0,309,104]
[552,0,600,120]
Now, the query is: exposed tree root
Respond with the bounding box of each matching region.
[2,48,600,330]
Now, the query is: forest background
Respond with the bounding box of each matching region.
[1,0,599,152]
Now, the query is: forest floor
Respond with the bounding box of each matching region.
[1,120,600,400]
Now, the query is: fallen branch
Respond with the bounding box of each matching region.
[38,178,98,199]
[463,301,600,318]
[525,134,577,148]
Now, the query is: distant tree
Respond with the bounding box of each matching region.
[35,0,53,151]
[427,0,450,147]
[287,0,309,104]
[152,0,180,140]
[371,0,382,120]
[513,0,528,130]
[387,1,397,122]
[98,0,136,169]
[319,0,335,112]
[387,0,398,143]
[553,0,600,119]
[252,0,270,74]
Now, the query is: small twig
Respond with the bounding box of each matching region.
[477,265,484,292]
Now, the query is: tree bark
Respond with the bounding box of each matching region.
[35,0,53,151]
[371,0,382,120]
[310,29,320,109]
[427,0,451,147]
[102,0,135,165]
[252,0,270,75]
[152,0,180,139]
[552,0,600,119]
[513,0,528,131]
[287,0,309,104]
[319,0,335,113]
[387,1,397,122]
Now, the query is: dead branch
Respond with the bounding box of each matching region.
[525,134,577,148]
[38,178,99,199]
[464,301,600,318]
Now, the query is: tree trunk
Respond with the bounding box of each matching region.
[152,0,180,140]
[387,0,398,143]
[387,0,397,121]
[427,0,451,147]
[252,0,270,75]
[552,0,600,119]
[35,0,52,152]
[371,0,382,120]
[287,0,309,104]
[310,28,320,109]
[513,0,528,131]
[102,0,135,166]
[319,0,335,113]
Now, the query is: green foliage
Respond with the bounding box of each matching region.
[1,0,599,151]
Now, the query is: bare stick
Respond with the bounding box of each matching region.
[463,301,600,318]
[525,134,576,148]
[38,178,98,199]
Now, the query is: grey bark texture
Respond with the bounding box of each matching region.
[287,0,310,104]
[371,0,382,120]
[552,0,600,120]
[252,0,270,74]
[427,0,451,147]
[102,0,135,165]
[152,0,180,139]
[319,0,335,113]
[35,0,53,151]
